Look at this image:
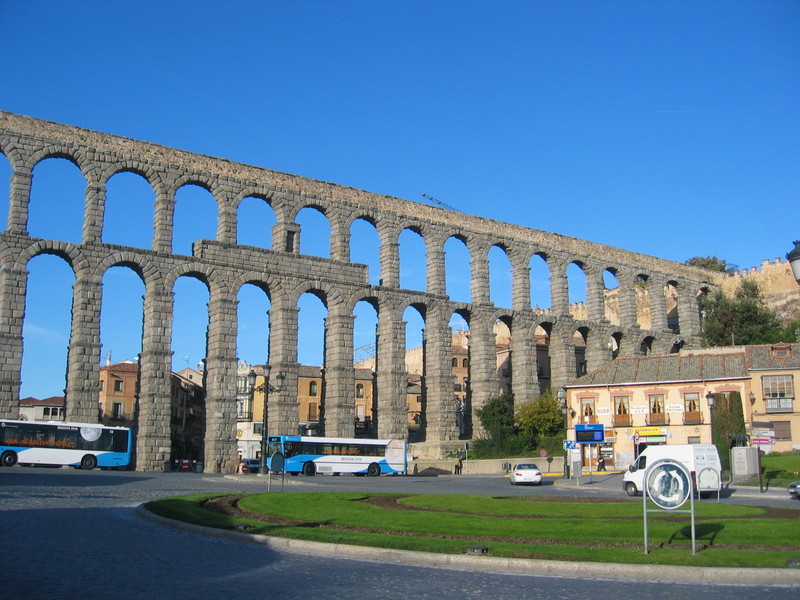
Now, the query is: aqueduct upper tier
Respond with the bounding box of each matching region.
[0,110,720,469]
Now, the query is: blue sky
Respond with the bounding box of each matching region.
[2,1,798,399]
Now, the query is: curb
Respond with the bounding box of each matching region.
[136,504,800,587]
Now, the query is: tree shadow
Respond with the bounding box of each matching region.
[669,523,724,547]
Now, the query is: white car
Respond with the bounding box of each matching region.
[510,463,542,486]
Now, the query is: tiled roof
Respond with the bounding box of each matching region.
[20,396,65,406]
[745,343,800,370]
[566,352,748,388]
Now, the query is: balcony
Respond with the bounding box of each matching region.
[578,415,598,425]
[612,414,632,427]
[646,413,669,426]
[683,411,703,425]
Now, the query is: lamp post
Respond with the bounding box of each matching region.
[558,388,568,479]
[787,241,800,284]
[706,392,716,448]
[248,366,285,474]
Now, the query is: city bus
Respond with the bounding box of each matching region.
[0,419,133,470]
[266,435,407,476]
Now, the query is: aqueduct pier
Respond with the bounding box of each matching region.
[0,111,720,470]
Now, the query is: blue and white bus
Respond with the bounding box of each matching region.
[266,435,407,476]
[0,419,132,470]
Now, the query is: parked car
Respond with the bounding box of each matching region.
[789,481,799,500]
[510,463,542,486]
[240,458,261,474]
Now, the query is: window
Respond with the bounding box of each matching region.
[452,358,458,367]
[613,396,630,426]
[773,421,791,441]
[308,403,318,420]
[309,381,318,397]
[99,380,104,391]
[762,375,794,413]
[356,384,364,398]
[684,393,699,412]
[114,380,124,392]
[688,436,701,444]
[649,394,664,413]
[463,359,469,368]
[112,402,123,420]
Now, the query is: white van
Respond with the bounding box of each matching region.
[623,444,722,498]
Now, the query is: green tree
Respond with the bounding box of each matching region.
[710,391,747,471]
[702,280,785,346]
[515,389,564,439]
[474,393,515,441]
[685,256,727,272]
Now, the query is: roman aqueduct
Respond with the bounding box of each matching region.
[0,111,720,470]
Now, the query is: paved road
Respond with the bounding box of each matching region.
[0,467,796,599]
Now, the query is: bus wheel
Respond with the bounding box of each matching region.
[80,455,97,470]
[1,450,17,467]
[367,463,381,477]
[302,461,316,476]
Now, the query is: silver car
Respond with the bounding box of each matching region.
[789,481,799,500]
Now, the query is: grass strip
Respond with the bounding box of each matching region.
[145,492,800,568]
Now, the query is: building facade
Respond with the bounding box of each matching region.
[563,344,799,470]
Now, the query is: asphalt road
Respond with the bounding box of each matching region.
[0,467,797,599]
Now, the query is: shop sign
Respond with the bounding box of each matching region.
[633,426,665,437]
[665,404,684,413]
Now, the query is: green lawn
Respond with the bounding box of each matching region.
[145,492,800,568]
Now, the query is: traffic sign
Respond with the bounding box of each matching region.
[753,438,775,446]
[563,440,577,450]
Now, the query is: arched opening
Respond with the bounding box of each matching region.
[534,322,552,396]
[398,228,427,292]
[488,245,512,309]
[609,332,622,359]
[635,274,650,329]
[444,236,471,303]
[567,262,587,318]
[20,254,74,402]
[296,206,331,258]
[450,311,471,439]
[529,253,551,310]
[297,292,327,432]
[29,157,85,244]
[98,265,145,427]
[104,172,155,249]
[350,218,381,285]
[573,327,588,377]
[403,305,426,441]
[353,299,378,437]
[603,268,620,325]
[235,282,271,458]
[666,280,680,333]
[173,184,217,256]
[171,275,210,375]
[237,196,276,248]
[495,317,512,395]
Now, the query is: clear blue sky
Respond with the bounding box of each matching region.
[2,1,798,399]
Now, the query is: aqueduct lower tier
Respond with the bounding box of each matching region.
[0,111,719,470]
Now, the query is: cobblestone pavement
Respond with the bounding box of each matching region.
[0,468,795,599]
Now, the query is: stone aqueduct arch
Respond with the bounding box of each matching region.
[0,111,721,470]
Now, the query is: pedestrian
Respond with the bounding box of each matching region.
[597,455,606,472]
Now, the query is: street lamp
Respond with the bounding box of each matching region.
[786,241,800,284]
[706,392,715,447]
[558,388,568,479]
[248,366,285,474]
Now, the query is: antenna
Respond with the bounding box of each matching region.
[419,193,460,213]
